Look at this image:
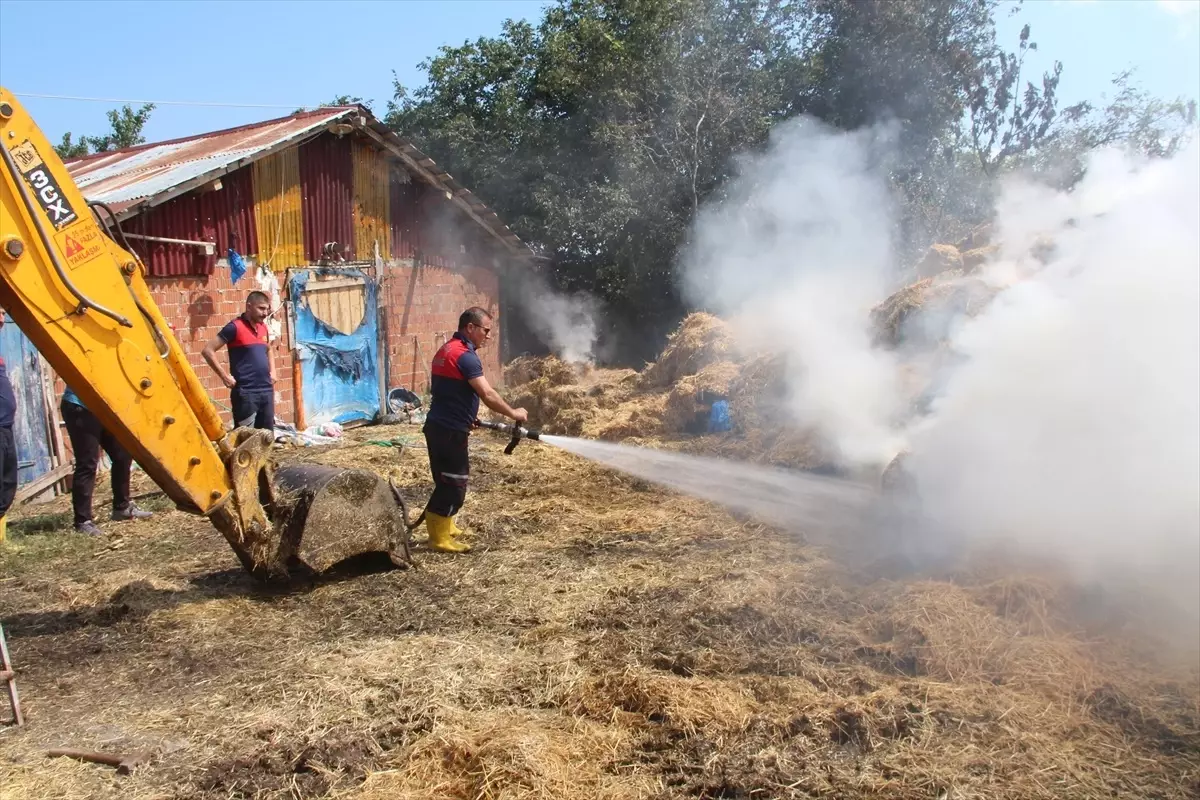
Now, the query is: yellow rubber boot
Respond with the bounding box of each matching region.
[426,512,471,553]
[449,515,472,538]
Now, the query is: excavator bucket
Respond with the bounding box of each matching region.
[205,429,414,581]
[270,463,414,575]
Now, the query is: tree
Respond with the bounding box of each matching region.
[389,0,811,356]
[52,103,156,159]
[53,133,89,160]
[295,95,374,113]
[84,103,156,152]
[386,0,1194,361]
[1025,70,1197,188]
[798,0,997,159]
[795,0,1004,257]
[963,23,1088,176]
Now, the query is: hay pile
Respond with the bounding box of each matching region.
[662,360,740,433]
[497,316,836,470]
[499,230,1018,464]
[910,224,1001,280]
[1,418,1196,800]
[639,312,736,388]
[503,355,579,388]
[504,356,595,435]
[871,271,998,348]
[499,315,741,445]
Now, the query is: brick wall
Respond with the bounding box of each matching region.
[379,260,502,396]
[146,265,296,427]
[48,259,504,433]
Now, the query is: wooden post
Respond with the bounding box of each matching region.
[377,289,390,416]
[39,354,69,499]
[285,270,306,431]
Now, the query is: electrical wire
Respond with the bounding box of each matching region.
[13,93,311,109]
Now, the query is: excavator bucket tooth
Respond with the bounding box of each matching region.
[271,463,413,575]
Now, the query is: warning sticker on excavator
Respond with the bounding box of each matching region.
[54,222,104,271]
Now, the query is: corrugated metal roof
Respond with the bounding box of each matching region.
[66,109,349,216]
[65,106,533,260]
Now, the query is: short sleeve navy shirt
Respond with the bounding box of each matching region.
[218,315,272,393]
[425,332,484,431]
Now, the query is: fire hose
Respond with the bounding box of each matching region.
[474,419,542,454]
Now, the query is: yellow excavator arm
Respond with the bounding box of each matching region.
[0,89,411,579]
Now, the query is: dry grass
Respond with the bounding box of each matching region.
[662,361,741,433]
[1,422,1196,800]
[914,243,964,279]
[2,292,1197,799]
[871,272,999,349]
[503,355,580,389]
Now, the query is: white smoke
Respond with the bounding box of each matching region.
[681,117,905,467]
[681,116,1200,624]
[510,271,599,363]
[909,141,1200,616]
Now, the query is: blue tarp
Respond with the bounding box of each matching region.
[289,270,380,426]
[0,315,53,487]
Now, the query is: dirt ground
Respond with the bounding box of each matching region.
[1,422,1198,800]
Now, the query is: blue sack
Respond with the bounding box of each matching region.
[708,399,732,433]
[228,248,247,284]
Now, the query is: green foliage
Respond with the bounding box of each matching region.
[389,0,812,354]
[964,22,1088,176]
[386,0,1195,361]
[53,132,89,160]
[52,103,155,159]
[8,512,72,535]
[1024,70,1198,188]
[295,95,374,113]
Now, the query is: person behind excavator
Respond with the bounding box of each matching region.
[60,386,154,535]
[0,310,18,535]
[202,291,277,431]
[422,307,527,554]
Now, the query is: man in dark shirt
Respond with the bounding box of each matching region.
[0,310,18,529]
[422,307,527,554]
[202,291,276,431]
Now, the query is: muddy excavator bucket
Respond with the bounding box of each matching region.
[271,463,414,575]
[206,429,414,581]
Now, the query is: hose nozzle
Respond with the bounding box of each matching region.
[474,419,542,454]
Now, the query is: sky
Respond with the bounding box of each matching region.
[0,0,1196,147]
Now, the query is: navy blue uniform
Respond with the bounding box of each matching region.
[0,356,15,429]
[423,332,484,517]
[426,333,484,432]
[218,315,274,430]
[0,356,17,518]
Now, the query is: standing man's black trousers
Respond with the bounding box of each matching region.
[61,401,134,527]
[231,388,275,431]
[423,421,470,517]
[0,426,18,519]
